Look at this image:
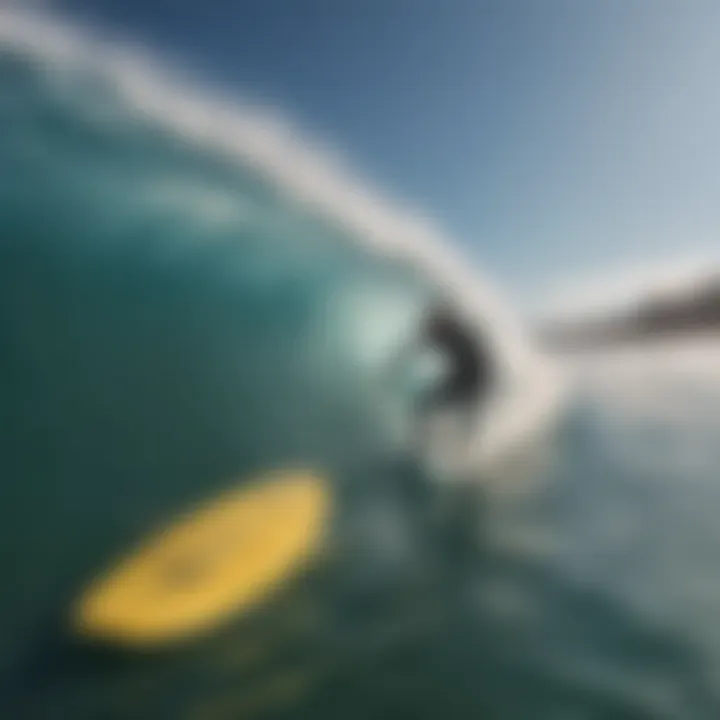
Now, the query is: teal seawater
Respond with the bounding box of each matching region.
[2,29,720,720]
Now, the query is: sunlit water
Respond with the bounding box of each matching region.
[3,12,720,720]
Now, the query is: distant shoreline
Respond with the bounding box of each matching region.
[537,279,720,353]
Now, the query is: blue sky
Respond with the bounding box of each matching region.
[53,1,720,308]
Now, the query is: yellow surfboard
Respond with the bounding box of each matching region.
[73,470,329,648]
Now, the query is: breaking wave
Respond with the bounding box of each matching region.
[0,6,562,468]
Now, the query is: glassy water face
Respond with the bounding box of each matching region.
[4,24,720,720]
[0,187,437,719]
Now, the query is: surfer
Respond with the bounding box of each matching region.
[391,301,495,545]
[421,305,492,413]
[412,301,495,479]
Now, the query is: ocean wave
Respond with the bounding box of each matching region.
[0,6,563,469]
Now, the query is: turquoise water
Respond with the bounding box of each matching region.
[3,19,720,720]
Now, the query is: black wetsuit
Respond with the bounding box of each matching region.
[422,311,491,409]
